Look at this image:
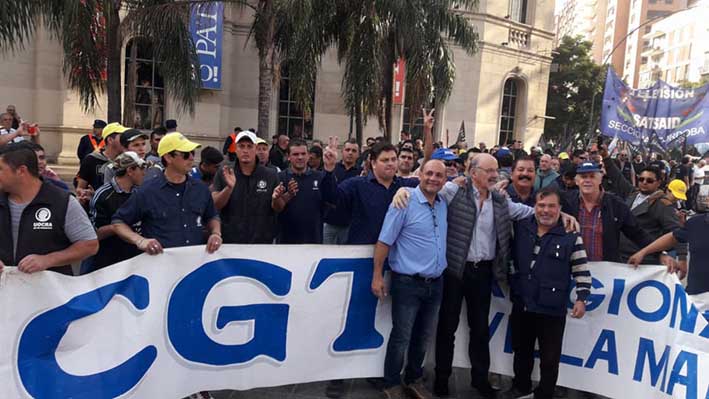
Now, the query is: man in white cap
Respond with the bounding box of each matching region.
[211,130,286,244]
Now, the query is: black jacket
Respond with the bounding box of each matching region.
[561,191,653,262]
[214,162,279,244]
[619,191,686,264]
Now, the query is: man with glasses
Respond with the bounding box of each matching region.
[571,149,588,167]
[112,132,222,256]
[619,166,685,264]
[431,148,461,180]
[394,153,577,398]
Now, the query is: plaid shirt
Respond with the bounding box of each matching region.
[578,196,603,261]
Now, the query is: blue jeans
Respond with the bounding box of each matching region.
[322,223,349,245]
[384,272,443,388]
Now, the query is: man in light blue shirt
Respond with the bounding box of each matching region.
[372,159,447,399]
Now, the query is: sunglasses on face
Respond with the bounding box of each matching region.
[171,150,194,160]
[638,177,656,184]
[444,161,456,167]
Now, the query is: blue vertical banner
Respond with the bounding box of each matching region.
[600,68,709,150]
[190,2,224,90]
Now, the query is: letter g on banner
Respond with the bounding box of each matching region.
[168,259,292,365]
[17,275,156,399]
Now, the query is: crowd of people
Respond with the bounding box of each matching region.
[0,104,707,399]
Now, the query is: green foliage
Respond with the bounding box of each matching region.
[0,0,205,115]
[544,35,606,146]
[677,76,709,89]
[281,0,479,138]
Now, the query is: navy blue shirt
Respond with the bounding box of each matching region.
[277,168,325,244]
[323,162,362,226]
[507,184,536,206]
[673,214,709,295]
[112,173,218,248]
[321,172,418,244]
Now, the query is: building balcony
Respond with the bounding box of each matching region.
[508,27,531,48]
[641,46,664,57]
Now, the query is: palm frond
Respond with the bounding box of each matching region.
[123,1,202,115]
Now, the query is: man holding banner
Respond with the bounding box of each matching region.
[372,159,448,399]
[506,186,591,399]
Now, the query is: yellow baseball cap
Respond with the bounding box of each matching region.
[157,132,201,157]
[558,152,570,160]
[667,179,687,201]
[255,137,268,145]
[102,122,128,139]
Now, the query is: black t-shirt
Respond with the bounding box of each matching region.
[90,182,141,271]
[277,169,325,244]
[677,164,693,182]
[78,152,109,190]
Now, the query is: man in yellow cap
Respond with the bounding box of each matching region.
[76,122,127,205]
[112,132,222,256]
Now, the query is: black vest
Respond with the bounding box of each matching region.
[0,181,73,275]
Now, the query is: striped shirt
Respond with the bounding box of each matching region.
[531,234,592,302]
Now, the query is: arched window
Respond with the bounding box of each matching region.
[278,66,314,139]
[124,38,164,130]
[499,79,519,145]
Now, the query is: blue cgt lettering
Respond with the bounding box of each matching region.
[309,258,383,352]
[627,280,671,322]
[18,275,156,399]
[168,259,291,365]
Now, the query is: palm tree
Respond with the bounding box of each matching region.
[285,0,479,144]
[0,0,206,123]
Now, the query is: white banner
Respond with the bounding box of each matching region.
[0,246,707,399]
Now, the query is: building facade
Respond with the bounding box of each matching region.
[638,1,709,87]
[601,0,632,75]
[0,1,554,166]
[622,0,686,87]
[555,0,608,63]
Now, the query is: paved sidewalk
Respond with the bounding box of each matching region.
[208,369,598,399]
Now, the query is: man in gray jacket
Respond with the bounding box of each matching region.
[620,165,686,264]
[394,153,578,398]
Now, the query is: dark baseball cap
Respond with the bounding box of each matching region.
[576,162,602,174]
[165,119,177,129]
[93,119,107,129]
[120,129,149,147]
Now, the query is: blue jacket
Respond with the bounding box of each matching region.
[510,217,587,317]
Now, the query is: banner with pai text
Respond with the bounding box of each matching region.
[0,246,707,399]
[190,2,223,90]
[600,68,709,150]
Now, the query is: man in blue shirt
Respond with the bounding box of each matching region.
[112,132,222,255]
[323,138,362,244]
[373,160,448,399]
[506,156,537,206]
[190,146,223,187]
[321,141,420,245]
[277,139,325,244]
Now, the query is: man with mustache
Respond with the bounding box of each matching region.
[507,156,537,206]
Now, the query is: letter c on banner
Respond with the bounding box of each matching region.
[168,259,291,365]
[17,275,156,399]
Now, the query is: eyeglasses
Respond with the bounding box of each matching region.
[637,177,656,184]
[444,161,455,167]
[170,150,194,160]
